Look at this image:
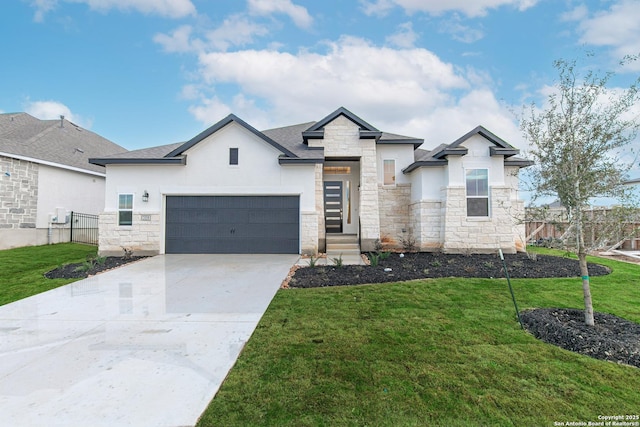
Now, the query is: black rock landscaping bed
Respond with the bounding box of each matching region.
[289,252,610,289]
[45,256,147,279]
[522,308,640,368]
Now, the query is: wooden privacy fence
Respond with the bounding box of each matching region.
[525,207,640,251]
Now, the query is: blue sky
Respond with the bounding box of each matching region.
[1,0,639,167]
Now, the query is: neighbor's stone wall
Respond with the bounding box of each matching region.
[409,200,443,251]
[0,156,38,231]
[441,186,521,253]
[311,116,381,251]
[378,183,410,248]
[98,212,161,256]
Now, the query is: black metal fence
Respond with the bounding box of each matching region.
[70,212,99,246]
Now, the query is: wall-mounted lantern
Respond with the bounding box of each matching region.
[142,190,149,203]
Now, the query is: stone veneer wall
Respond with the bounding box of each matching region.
[378,183,411,248]
[309,115,381,252]
[409,200,443,251]
[301,211,318,255]
[441,186,522,253]
[0,156,38,231]
[98,212,161,256]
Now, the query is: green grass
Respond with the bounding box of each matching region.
[198,250,640,426]
[0,243,97,306]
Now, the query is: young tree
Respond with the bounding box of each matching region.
[521,55,640,326]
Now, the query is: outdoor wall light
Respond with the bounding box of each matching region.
[142,190,149,202]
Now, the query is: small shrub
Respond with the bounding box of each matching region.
[464,265,477,274]
[95,256,107,266]
[447,258,456,265]
[399,233,417,252]
[74,261,93,273]
[332,254,344,268]
[373,239,383,252]
[483,261,495,269]
[422,268,429,275]
[308,255,319,268]
[368,252,380,267]
[431,260,441,267]
[122,247,133,260]
[526,252,538,262]
[379,251,391,260]
[512,260,524,268]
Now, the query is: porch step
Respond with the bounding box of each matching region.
[326,234,363,265]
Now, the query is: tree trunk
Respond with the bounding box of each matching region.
[578,251,595,326]
[575,203,595,326]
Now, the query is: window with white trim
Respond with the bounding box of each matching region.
[383,159,395,185]
[118,194,133,226]
[466,169,489,217]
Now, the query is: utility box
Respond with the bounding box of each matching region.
[53,207,68,224]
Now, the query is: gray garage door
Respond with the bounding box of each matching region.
[165,196,300,254]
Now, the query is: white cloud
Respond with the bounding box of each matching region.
[24,100,92,128]
[30,0,57,22]
[247,0,313,29]
[205,14,269,51]
[573,0,640,69]
[439,13,484,43]
[31,0,196,21]
[361,0,537,17]
[385,22,419,48]
[153,25,201,53]
[183,36,525,150]
[154,16,269,54]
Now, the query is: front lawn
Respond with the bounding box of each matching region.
[198,252,640,426]
[0,243,97,306]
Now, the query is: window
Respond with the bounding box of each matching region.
[229,147,239,165]
[118,194,133,226]
[383,159,395,185]
[466,169,489,217]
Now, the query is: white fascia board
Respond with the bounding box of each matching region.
[0,151,106,178]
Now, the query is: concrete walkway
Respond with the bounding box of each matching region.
[0,254,298,427]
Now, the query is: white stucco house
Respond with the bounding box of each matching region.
[0,113,126,249]
[90,107,532,256]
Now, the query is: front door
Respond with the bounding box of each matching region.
[324,181,343,233]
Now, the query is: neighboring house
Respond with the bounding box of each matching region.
[0,113,126,249]
[90,107,532,256]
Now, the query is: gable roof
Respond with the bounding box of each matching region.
[90,114,317,166]
[302,107,383,142]
[90,108,423,166]
[0,112,126,174]
[403,125,533,173]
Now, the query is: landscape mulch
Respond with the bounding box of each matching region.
[288,252,611,289]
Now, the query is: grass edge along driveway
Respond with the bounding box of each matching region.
[0,243,97,306]
[198,251,640,426]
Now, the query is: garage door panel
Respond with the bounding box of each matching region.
[165,196,299,254]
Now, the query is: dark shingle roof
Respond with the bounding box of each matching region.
[89,109,422,166]
[0,113,126,174]
[403,126,533,173]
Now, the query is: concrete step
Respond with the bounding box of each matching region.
[327,242,360,251]
[326,234,358,244]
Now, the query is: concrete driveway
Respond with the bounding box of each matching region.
[0,254,298,427]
